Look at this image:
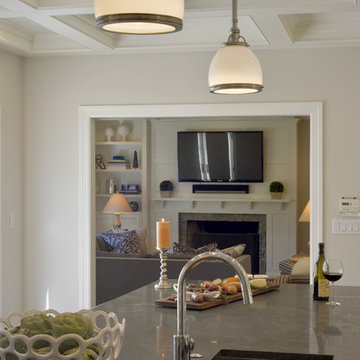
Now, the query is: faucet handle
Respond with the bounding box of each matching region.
[189,338,195,352]
[189,338,204,358]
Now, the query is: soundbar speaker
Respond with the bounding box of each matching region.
[192,184,249,194]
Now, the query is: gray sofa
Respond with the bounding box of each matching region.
[96,251,251,305]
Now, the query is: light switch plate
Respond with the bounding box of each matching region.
[332,218,360,234]
[9,213,15,229]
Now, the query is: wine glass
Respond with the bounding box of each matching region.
[322,259,343,306]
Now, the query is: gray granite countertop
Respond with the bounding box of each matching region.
[95,282,360,360]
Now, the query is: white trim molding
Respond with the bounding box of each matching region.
[78,101,323,308]
[0,109,2,316]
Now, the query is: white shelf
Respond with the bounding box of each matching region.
[96,193,142,198]
[152,196,291,209]
[96,168,141,173]
[96,211,141,215]
[95,141,141,146]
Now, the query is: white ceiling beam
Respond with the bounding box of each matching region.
[37,0,90,8]
[251,13,293,47]
[0,0,113,51]
[55,15,114,49]
[0,22,32,52]
[28,14,113,51]
[186,0,357,12]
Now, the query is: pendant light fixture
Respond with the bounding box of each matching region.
[208,0,263,94]
[94,0,184,35]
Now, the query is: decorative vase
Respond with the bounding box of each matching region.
[104,127,114,142]
[160,191,171,198]
[133,150,139,169]
[271,192,282,199]
[117,121,130,141]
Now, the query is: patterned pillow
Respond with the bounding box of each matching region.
[173,242,217,256]
[101,230,140,255]
[96,234,113,251]
[221,244,246,258]
[279,259,296,275]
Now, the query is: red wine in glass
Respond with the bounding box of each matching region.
[324,272,343,282]
[322,259,344,306]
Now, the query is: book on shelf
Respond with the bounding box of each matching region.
[120,184,141,194]
[107,160,129,169]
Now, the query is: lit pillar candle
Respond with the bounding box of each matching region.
[157,218,170,249]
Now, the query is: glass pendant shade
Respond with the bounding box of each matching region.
[209,44,263,94]
[94,0,184,34]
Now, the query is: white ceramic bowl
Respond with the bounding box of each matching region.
[0,309,125,360]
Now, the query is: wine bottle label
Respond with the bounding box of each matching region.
[318,279,329,297]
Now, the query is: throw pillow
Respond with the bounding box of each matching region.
[101,230,140,255]
[136,228,147,254]
[279,259,296,275]
[100,228,147,253]
[96,233,113,252]
[291,257,310,276]
[173,242,217,256]
[221,244,246,258]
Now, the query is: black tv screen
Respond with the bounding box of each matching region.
[177,131,263,182]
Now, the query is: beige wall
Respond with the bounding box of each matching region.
[297,118,310,255]
[22,47,360,311]
[0,49,23,316]
[150,117,298,275]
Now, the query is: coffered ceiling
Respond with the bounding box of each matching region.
[0,0,359,56]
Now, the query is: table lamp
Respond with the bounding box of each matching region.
[103,193,132,230]
[299,200,310,254]
[299,200,310,222]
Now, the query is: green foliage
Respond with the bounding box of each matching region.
[269,181,284,193]
[21,314,54,337]
[160,180,173,191]
[2,313,99,360]
[53,313,93,340]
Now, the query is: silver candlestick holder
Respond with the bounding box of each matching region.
[155,247,172,289]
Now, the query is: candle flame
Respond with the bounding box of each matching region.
[161,218,165,222]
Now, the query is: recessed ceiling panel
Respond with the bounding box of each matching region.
[0,16,87,53]
[0,0,359,55]
[109,14,268,51]
[1,17,50,35]
[281,11,360,43]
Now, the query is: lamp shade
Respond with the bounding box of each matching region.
[94,0,184,34]
[103,193,132,214]
[208,44,263,94]
[299,200,310,222]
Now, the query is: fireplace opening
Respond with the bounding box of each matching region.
[179,213,266,274]
[186,220,260,274]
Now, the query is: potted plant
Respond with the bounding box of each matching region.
[160,180,174,198]
[269,181,284,199]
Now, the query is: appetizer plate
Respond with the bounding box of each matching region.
[173,284,221,301]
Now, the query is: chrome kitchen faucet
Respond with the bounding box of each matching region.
[173,251,253,360]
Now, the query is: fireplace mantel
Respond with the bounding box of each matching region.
[152,196,291,210]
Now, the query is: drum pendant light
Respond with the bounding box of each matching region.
[208,0,263,94]
[94,0,184,35]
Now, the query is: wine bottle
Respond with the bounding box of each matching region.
[313,242,329,301]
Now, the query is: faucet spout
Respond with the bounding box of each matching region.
[173,251,253,360]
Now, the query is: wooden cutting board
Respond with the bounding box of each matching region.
[155,283,280,310]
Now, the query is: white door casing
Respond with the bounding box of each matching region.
[78,102,322,308]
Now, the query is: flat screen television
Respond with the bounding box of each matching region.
[177,131,263,182]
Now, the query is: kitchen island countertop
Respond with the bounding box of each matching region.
[95,282,360,359]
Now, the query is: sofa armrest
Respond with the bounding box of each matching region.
[287,275,310,284]
[234,254,252,274]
